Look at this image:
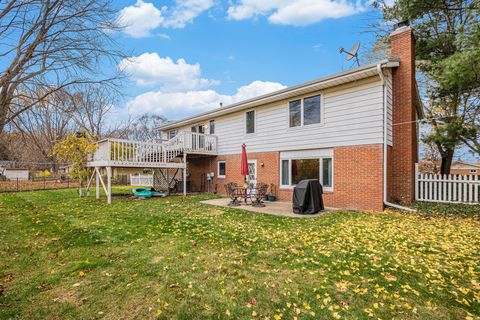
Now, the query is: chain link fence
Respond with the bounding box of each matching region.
[0,161,137,193]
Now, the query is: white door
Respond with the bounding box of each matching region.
[247,160,257,186]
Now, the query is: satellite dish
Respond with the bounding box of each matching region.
[339,41,360,67]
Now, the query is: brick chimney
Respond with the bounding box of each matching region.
[389,22,418,204]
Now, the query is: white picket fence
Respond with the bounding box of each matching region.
[130,174,154,187]
[415,165,480,204]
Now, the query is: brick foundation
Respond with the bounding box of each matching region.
[187,144,384,212]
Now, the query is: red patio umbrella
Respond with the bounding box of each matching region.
[241,144,249,180]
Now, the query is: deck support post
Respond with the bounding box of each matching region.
[86,169,95,197]
[95,167,100,199]
[183,153,187,196]
[106,166,112,204]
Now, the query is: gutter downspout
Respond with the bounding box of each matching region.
[377,63,416,212]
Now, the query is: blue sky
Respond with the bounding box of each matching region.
[111,0,384,120]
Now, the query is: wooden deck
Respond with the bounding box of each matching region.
[86,132,217,168]
[85,132,217,204]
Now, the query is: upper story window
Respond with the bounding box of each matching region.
[289,100,301,127]
[191,125,205,134]
[168,129,177,140]
[209,120,215,134]
[246,110,255,134]
[470,169,478,174]
[289,94,321,127]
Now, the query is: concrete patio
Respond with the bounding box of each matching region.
[200,197,333,218]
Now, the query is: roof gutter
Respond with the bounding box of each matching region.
[158,59,399,131]
[377,62,416,212]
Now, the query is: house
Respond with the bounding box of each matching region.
[87,23,422,210]
[2,168,29,181]
[450,160,480,175]
[156,24,422,211]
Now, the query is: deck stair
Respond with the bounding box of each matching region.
[85,132,217,204]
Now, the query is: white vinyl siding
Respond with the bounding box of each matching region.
[171,76,388,154]
[214,77,385,154]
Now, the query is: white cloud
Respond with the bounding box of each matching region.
[118,0,213,37]
[163,0,214,28]
[158,33,171,40]
[118,0,165,38]
[119,52,218,91]
[125,80,287,118]
[227,0,366,26]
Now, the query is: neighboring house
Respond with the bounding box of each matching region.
[88,23,422,210]
[59,164,74,175]
[450,161,480,175]
[3,168,29,181]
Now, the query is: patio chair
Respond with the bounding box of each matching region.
[252,182,268,207]
[224,182,240,206]
[244,182,255,204]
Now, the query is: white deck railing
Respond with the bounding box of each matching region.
[415,165,480,204]
[130,174,154,186]
[87,132,217,167]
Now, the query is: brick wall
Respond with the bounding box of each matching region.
[187,156,214,192]
[450,169,479,176]
[389,26,418,204]
[187,144,384,211]
[211,151,280,195]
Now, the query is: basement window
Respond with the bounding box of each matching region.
[280,156,333,191]
[218,161,226,178]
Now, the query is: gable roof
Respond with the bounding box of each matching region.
[158,59,402,131]
[451,160,480,169]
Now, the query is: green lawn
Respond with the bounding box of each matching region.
[0,189,479,320]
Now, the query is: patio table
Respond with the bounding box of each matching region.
[226,186,253,205]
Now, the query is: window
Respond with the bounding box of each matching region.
[168,129,177,140]
[281,160,289,185]
[303,95,321,125]
[246,110,255,134]
[470,169,478,174]
[218,161,226,178]
[289,94,321,127]
[209,120,215,134]
[322,158,332,187]
[191,125,205,134]
[289,100,301,127]
[291,159,319,184]
[281,156,333,190]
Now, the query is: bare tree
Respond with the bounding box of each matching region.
[0,0,125,136]
[70,84,116,140]
[12,88,78,170]
[127,114,168,141]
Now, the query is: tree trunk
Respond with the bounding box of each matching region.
[440,149,454,175]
